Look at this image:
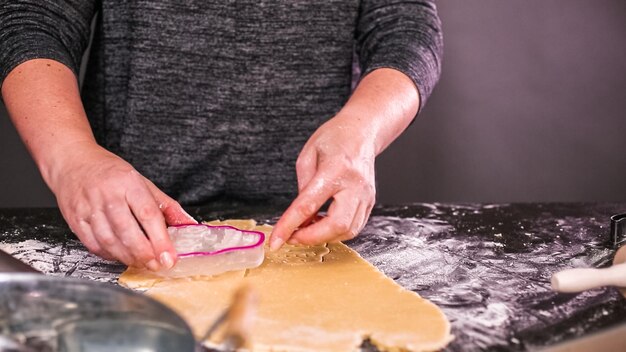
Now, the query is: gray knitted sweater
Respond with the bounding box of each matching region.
[0,0,442,205]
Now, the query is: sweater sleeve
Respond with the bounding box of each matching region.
[0,0,97,88]
[356,0,443,111]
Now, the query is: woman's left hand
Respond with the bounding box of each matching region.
[270,68,420,250]
[270,113,377,249]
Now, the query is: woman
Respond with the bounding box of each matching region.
[0,0,442,271]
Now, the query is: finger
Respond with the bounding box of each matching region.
[335,200,368,243]
[104,199,161,269]
[286,213,326,245]
[61,199,113,260]
[295,148,317,192]
[336,195,375,243]
[89,211,137,266]
[300,213,325,229]
[270,173,338,251]
[143,178,197,225]
[287,214,326,245]
[288,191,359,245]
[125,184,177,270]
[73,217,112,260]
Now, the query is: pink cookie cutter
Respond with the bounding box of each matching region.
[156,223,266,278]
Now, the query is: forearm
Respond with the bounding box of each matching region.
[1,59,97,189]
[2,58,193,269]
[334,68,420,156]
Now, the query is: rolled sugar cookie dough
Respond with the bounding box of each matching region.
[119,219,452,351]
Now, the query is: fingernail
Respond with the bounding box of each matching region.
[160,252,175,269]
[270,237,285,252]
[146,259,160,271]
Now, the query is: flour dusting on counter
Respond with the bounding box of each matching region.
[348,204,626,351]
[1,204,625,351]
[0,211,124,283]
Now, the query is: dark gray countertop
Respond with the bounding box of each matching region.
[1,202,625,351]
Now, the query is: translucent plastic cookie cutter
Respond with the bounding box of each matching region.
[157,224,266,278]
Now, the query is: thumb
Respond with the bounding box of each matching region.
[143,178,197,225]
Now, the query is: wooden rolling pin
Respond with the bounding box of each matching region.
[552,242,626,296]
[201,284,258,351]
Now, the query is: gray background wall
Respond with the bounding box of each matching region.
[1,0,626,207]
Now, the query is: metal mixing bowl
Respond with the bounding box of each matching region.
[0,273,198,352]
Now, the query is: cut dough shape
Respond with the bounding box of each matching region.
[119,220,452,351]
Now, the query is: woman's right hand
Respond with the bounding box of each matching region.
[2,59,195,271]
[49,141,196,271]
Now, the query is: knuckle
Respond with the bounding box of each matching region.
[83,242,102,255]
[295,237,314,246]
[295,202,317,219]
[71,215,88,228]
[127,169,140,178]
[67,198,85,214]
[119,232,151,255]
[108,214,128,229]
[359,217,370,232]
[88,248,105,258]
[295,156,310,174]
[116,255,134,267]
[136,204,160,222]
[289,231,311,245]
[100,252,116,261]
[157,197,174,211]
[150,233,172,248]
[105,201,127,217]
[332,221,351,235]
[113,167,136,181]
[346,228,359,239]
[98,233,117,247]
[130,246,155,263]
[365,183,376,196]
[69,203,91,221]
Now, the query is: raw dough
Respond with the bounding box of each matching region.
[119,220,452,351]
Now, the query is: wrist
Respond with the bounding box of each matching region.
[337,68,419,156]
[333,107,384,156]
[39,139,102,192]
